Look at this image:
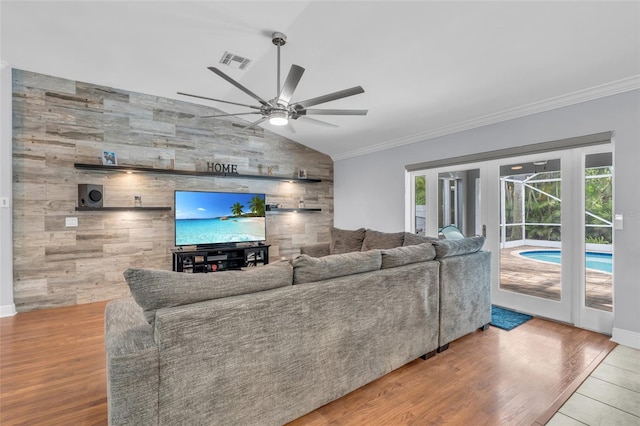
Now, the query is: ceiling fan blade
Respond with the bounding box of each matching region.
[208,67,270,107]
[201,112,261,118]
[294,86,365,109]
[177,92,261,109]
[284,122,297,134]
[277,65,305,106]
[298,116,339,128]
[241,116,268,131]
[302,109,368,116]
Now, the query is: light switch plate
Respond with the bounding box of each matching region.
[0,197,9,208]
[614,213,623,230]
[65,217,78,227]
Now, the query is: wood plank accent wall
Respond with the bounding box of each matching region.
[11,69,334,312]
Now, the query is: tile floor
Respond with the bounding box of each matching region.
[547,345,640,425]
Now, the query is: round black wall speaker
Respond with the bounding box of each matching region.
[78,184,104,208]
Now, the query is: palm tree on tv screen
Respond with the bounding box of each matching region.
[249,195,265,216]
[230,202,244,217]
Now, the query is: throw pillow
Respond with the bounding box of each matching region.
[403,232,439,246]
[292,250,382,285]
[361,229,405,251]
[123,262,293,326]
[380,243,436,269]
[432,236,485,258]
[330,226,366,254]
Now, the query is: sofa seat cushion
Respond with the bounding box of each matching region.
[292,250,382,284]
[380,243,436,269]
[432,236,485,258]
[361,229,405,251]
[123,262,293,326]
[330,227,366,254]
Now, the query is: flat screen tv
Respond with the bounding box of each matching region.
[174,190,266,248]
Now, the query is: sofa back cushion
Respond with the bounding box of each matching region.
[403,232,439,246]
[361,229,405,251]
[124,262,293,326]
[380,243,436,269]
[330,227,366,254]
[432,236,485,258]
[292,250,382,284]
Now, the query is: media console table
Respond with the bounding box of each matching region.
[172,245,270,273]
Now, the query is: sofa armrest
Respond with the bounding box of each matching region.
[438,251,491,347]
[300,242,330,258]
[105,298,159,426]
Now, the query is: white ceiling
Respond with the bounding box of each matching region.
[2,1,639,160]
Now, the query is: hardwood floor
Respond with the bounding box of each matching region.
[0,301,614,426]
[0,301,109,426]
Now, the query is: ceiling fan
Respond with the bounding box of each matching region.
[178,32,367,131]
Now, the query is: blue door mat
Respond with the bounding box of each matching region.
[491,306,533,330]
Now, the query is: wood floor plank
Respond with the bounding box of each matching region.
[0,301,614,426]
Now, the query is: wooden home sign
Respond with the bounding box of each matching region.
[206,162,239,174]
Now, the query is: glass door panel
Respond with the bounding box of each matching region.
[407,172,428,236]
[414,174,426,235]
[584,153,613,312]
[437,168,481,237]
[499,159,562,301]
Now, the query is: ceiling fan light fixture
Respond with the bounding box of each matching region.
[269,109,288,126]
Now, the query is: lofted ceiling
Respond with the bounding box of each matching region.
[1,1,639,160]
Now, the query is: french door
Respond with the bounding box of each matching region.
[406,145,614,334]
[406,165,482,239]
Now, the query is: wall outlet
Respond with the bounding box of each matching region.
[65,217,78,227]
[0,197,9,208]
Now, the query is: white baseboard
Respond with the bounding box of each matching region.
[611,327,640,350]
[0,303,16,317]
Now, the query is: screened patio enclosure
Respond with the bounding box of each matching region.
[500,160,613,249]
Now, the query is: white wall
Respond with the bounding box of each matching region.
[0,67,15,316]
[335,90,640,347]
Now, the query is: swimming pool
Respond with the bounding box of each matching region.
[518,250,612,273]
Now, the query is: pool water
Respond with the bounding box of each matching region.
[519,250,612,273]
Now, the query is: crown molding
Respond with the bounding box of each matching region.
[332,75,640,162]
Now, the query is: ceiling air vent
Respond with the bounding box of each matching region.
[219,51,251,70]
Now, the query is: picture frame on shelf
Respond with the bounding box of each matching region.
[298,168,308,179]
[102,151,118,166]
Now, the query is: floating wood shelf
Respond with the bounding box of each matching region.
[75,206,171,212]
[74,163,321,183]
[266,208,322,213]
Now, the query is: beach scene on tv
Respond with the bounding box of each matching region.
[175,191,266,246]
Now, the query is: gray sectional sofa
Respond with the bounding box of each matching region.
[300,227,491,350]
[105,228,490,425]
